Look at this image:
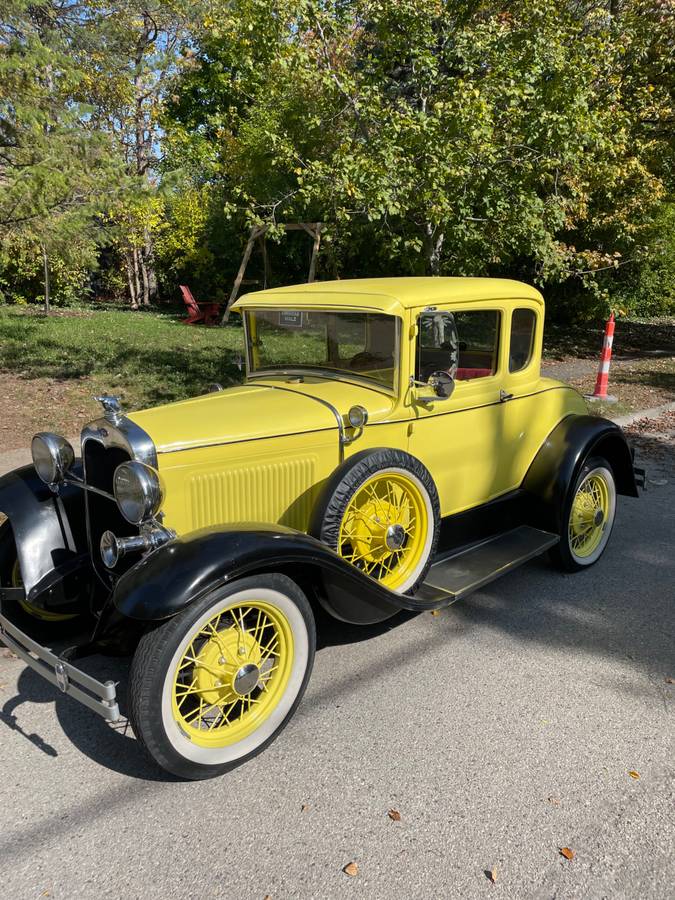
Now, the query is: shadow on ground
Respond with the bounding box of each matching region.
[1,658,173,782]
[544,317,675,360]
[613,366,675,396]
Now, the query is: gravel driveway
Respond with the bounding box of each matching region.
[0,435,673,899]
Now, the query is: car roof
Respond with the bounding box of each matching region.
[232,277,544,315]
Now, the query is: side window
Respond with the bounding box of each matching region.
[452,310,500,380]
[416,311,459,382]
[509,308,537,373]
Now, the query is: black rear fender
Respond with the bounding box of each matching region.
[111,524,438,627]
[0,464,91,605]
[522,414,638,532]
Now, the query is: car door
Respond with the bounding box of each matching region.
[407,304,510,517]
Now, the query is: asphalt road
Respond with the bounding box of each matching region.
[1,453,673,899]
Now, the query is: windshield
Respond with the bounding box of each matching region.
[245,309,399,392]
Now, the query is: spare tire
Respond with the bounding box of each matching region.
[315,449,441,594]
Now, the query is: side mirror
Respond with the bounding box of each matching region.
[428,370,455,399]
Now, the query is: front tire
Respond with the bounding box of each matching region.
[551,456,617,571]
[128,573,315,780]
[0,522,81,629]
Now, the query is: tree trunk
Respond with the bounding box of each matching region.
[129,15,158,308]
[133,249,142,309]
[143,227,158,303]
[126,250,140,309]
[140,250,150,306]
[42,244,50,315]
[423,223,444,275]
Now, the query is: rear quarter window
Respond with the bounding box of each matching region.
[509,309,537,373]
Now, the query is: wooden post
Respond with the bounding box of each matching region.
[222,222,323,324]
[222,225,265,323]
[307,225,322,283]
[259,233,271,289]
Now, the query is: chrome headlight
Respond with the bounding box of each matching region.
[31,433,75,485]
[113,461,164,525]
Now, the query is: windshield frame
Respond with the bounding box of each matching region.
[242,307,402,397]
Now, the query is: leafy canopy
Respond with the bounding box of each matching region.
[166,0,672,300]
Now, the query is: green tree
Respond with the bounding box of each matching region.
[0,1,122,310]
[0,1,193,310]
[165,0,673,310]
[83,1,194,306]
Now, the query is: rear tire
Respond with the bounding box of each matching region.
[550,456,617,572]
[128,573,315,780]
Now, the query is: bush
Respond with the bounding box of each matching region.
[0,234,95,308]
[616,204,675,317]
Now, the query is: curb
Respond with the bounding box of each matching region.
[610,401,675,429]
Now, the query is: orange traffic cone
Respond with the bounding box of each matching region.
[587,313,617,403]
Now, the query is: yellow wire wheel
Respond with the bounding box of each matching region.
[129,574,315,779]
[0,529,80,624]
[170,598,294,749]
[566,460,616,566]
[11,558,78,622]
[320,450,440,594]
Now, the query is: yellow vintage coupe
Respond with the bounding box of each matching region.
[0,278,642,779]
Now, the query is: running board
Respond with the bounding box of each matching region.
[415,526,559,606]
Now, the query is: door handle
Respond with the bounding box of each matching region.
[499,390,514,402]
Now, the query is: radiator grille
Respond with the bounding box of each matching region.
[189,457,317,531]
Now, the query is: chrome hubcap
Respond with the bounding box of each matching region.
[385,523,406,551]
[233,663,260,696]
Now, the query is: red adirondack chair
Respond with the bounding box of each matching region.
[179,285,221,325]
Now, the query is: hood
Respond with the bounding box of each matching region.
[127,383,340,455]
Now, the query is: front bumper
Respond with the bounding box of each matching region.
[0,590,120,722]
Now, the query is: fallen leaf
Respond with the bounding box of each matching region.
[628,770,640,779]
[343,862,359,877]
[487,867,497,883]
[665,677,674,684]
[388,808,401,822]
[560,847,575,860]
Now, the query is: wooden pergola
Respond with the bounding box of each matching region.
[221,222,323,323]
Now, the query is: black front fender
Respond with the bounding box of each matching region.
[112,523,445,627]
[522,414,639,532]
[0,464,89,602]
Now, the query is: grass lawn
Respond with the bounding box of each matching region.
[0,306,248,448]
[0,304,673,450]
[0,306,247,405]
